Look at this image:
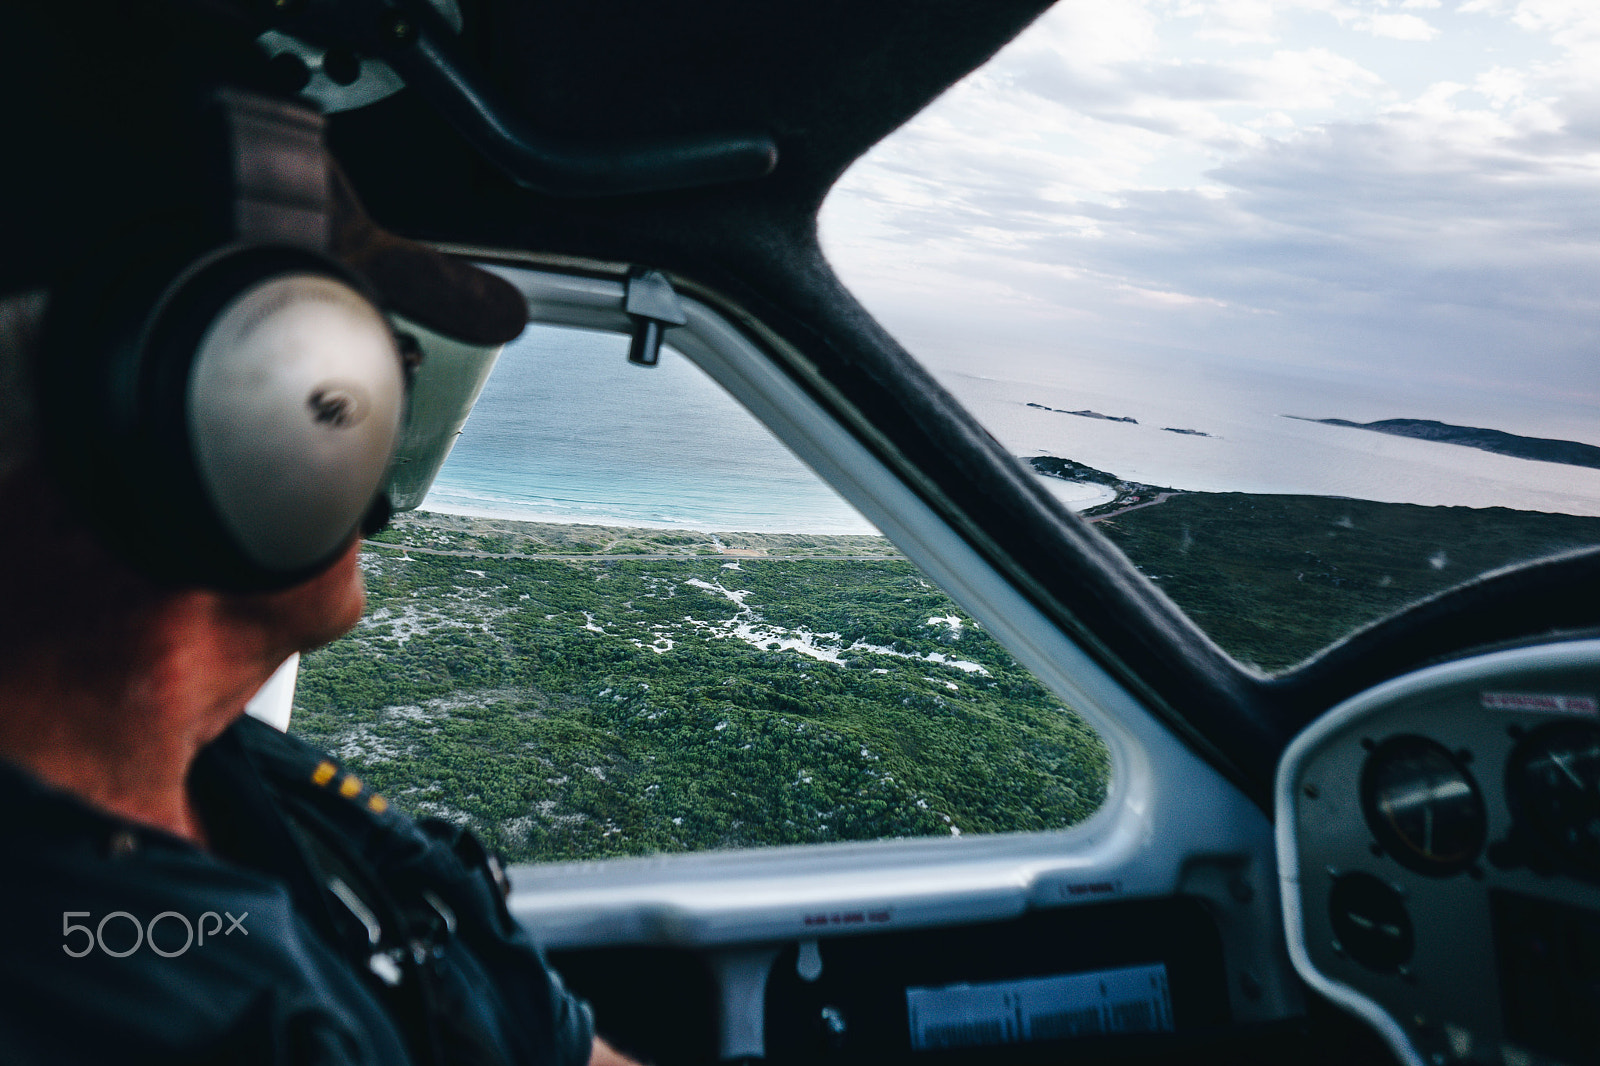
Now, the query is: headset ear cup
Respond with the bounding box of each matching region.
[42,245,405,591]
[185,266,404,582]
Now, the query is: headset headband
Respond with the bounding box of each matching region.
[37,86,408,593]
[217,88,333,251]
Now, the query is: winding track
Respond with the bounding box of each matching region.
[1087,491,1181,521]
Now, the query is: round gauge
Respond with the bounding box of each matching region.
[1360,735,1487,876]
[1505,720,1600,882]
[1328,872,1413,974]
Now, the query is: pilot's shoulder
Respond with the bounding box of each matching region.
[231,714,398,823]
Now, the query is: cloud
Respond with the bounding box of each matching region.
[1357,12,1439,39]
[1013,47,1385,115]
[1239,47,1389,107]
[1461,0,1600,60]
[1178,0,1288,45]
[821,1,1600,405]
[1076,120,1600,319]
[1165,0,1441,44]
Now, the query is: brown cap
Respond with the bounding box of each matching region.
[330,164,527,348]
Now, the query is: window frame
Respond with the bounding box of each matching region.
[444,264,1301,1048]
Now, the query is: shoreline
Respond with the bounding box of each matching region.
[377,509,906,559]
[376,487,1180,562]
[420,469,1117,535]
[418,493,880,537]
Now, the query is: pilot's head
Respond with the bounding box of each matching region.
[0,1,525,679]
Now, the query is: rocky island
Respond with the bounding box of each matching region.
[1026,402,1138,424]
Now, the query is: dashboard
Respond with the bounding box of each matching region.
[550,897,1271,1066]
[1277,639,1600,1066]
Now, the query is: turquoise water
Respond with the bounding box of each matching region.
[421,326,880,534]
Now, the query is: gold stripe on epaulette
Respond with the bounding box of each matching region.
[367,795,389,814]
[338,775,363,799]
[312,761,338,786]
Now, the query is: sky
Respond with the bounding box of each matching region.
[819,0,1600,423]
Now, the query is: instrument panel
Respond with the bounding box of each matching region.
[1277,640,1600,1066]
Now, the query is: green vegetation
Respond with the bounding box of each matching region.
[1096,493,1600,671]
[295,490,1600,864]
[365,511,902,558]
[293,520,1107,863]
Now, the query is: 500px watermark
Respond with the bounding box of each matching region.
[62,910,248,958]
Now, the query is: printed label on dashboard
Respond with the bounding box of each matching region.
[1481,692,1598,716]
[905,962,1173,1051]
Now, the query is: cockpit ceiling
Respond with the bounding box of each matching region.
[326,0,1056,261]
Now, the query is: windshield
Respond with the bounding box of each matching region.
[820,1,1600,672]
[292,325,1108,862]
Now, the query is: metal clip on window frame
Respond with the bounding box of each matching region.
[625,270,688,367]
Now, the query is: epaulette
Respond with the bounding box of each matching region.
[233,715,396,820]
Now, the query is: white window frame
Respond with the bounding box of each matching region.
[470,264,1301,1056]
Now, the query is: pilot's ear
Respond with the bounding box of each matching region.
[328,162,527,347]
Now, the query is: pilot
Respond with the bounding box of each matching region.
[0,4,636,1064]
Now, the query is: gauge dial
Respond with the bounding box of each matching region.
[1361,735,1487,876]
[1506,720,1600,882]
[1328,872,1414,974]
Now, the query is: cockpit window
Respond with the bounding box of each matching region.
[820,2,1600,672]
[291,325,1107,862]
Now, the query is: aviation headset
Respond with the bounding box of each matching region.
[38,88,407,593]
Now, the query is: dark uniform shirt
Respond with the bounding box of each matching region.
[0,715,594,1066]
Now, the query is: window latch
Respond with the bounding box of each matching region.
[625,270,688,367]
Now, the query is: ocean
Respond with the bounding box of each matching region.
[421,327,880,534]
[932,345,1600,519]
[419,324,1600,532]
